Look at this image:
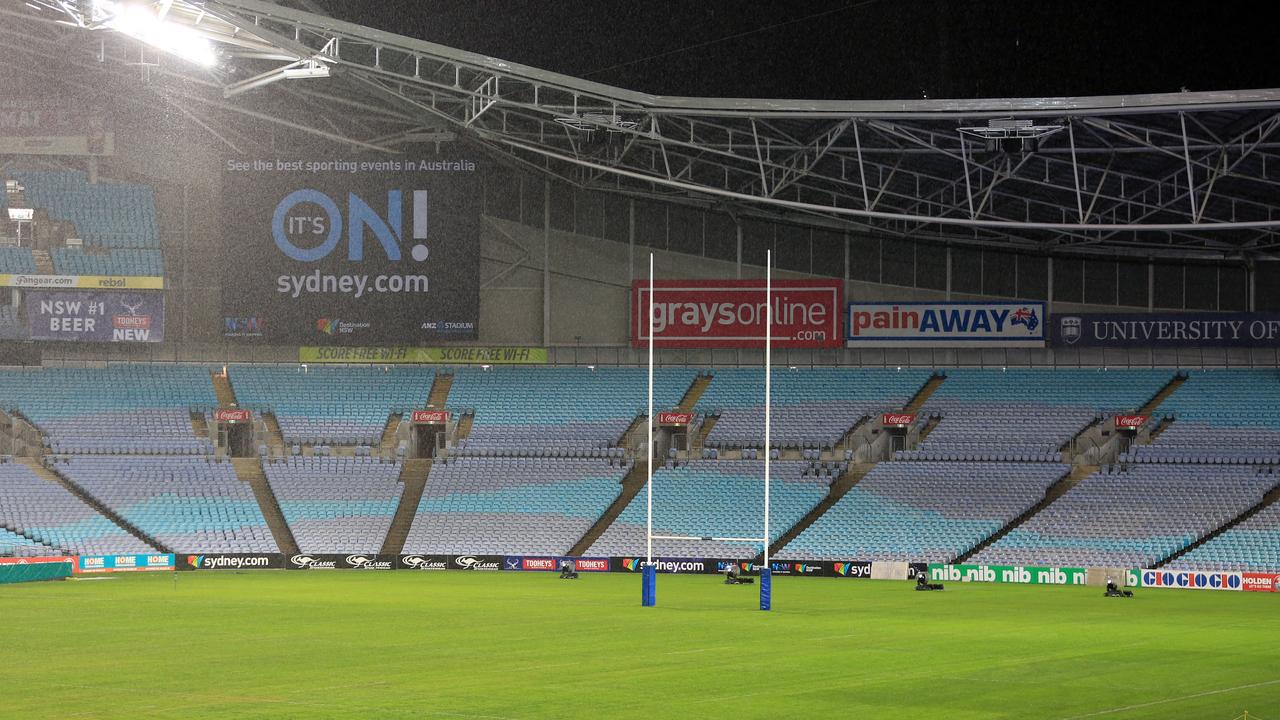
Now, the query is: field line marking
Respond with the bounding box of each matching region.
[1060,678,1280,719]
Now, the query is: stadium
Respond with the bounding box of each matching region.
[1,2,1279,718]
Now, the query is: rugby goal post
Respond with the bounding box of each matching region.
[642,251,773,611]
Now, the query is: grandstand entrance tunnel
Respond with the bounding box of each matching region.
[220,420,254,458]
[411,423,445,458]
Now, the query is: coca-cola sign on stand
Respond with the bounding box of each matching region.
[881,413,916,427]
[1114,415,1148,430]
[411,410,450,424]
[213,409,252,423]
[657,412,695,426]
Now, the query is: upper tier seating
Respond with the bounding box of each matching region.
[909,369,1174,461]
[0,365,215,454]
[776,461,1067,562]
[1175,493,1280,571]
[0,246,37,273]
[0,460,155,555]
[230,365,436,446]
[1156,369,1280,430]
[265,456,403,553]
[587,460,827,559]
[52,248,163,276]
[448,367,697,454]
[971,465,1274,568]
[700,368,933,449]
[1120,371,1280,464]
[58,456,277,553]
[8,169,159,248]
[403,456,626,555]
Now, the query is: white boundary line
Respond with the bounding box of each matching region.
[1060,678,1280,719]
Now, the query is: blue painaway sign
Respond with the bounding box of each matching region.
[1053,312,1280,348]
[26,289,163,343]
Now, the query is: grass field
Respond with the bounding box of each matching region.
[3,571,1277,719]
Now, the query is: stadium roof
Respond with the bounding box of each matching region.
[6,0,1280,262]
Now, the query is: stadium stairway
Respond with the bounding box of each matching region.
[379,414,403,455]
[1155,481,1280,569]
[676,373,712,412]
[211,371,238,407]
[1140,373,1187,416]
[25,456,169,553]
[232,458,298,555]
[262,414,286,452]
[568,459,648,556]
[379,458,433,555]
[31,248,53,275]
[905,373,947,413]
[190,411,209,440]
[764,461,876,561]
[427,373,453,409]
[954,464,1092,563]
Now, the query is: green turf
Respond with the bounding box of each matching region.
[2,571,1277,719]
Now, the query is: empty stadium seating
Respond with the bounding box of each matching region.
[700,368,933,448]
[1156,369,1280,429]
[230,365,435,446]
[403,457,625,555]
[0,365,215,453]
[1122,422,1280,464]
[777,462,1067,562]
[448,367,697,454]
[913,369,1173,460]
[1175,495,1280,571]
[8,169,160,249]
[57,456,277,553]
[588,459,827,559]
[0,246,37,273]
[0,460,155,555]
[266,456,403,553]
[972,465,1275,568]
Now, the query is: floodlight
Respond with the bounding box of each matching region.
[96,1,218,67]
[281,64,330,79]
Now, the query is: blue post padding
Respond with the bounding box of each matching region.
[759,567,772,611]
[642,564,656,607]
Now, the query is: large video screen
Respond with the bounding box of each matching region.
[220,156,480,344]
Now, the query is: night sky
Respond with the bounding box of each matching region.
[314,1,1280,101]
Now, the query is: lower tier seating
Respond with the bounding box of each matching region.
[403,457,626,555]
[587,460,827,559]
[971,465,1275,568]
[777,462,1067,562]
[0,460,155,555]
[265,456,403,553]
[57,456,277,553]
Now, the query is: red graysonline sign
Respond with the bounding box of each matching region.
[631,279,842,349]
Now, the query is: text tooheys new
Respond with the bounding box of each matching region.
[632,279,841,349]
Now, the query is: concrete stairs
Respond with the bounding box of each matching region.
[764,461,877,561]
[1156,482,1280,569]
[676,374,713,412]
[231,457,298,555]
[693,416,719,450]
[211,371,238,407]
[379,414,403,454]
[30,248,54,275]
[917,416,942,441]
[905,373,947,413]
[190,410,209,439]
[379,458,433,555]
[20,456,171,553]
[427,373,453,409]
[262,413,286,450]
[569,460,648,556]
[954,464,1097,563]
[1147,417,1175,442]
[455,413,475,440]
[1140,374,1186,416]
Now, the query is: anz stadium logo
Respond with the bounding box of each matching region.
[1060,316,1082,345]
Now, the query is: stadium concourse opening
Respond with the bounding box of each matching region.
[4,0,1280,717]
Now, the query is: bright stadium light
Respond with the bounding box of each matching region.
[93,0,218,67]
